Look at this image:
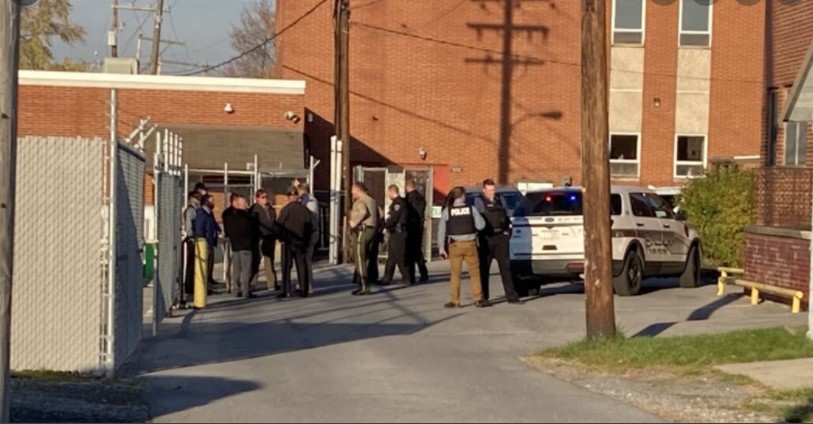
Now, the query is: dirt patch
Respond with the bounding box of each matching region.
[523,356,778,423]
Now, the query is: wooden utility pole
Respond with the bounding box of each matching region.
[0,1,20,421]
[111,0,119,57]
[335,0,352,262]
[149,0,166,75]
[580,0,615,339]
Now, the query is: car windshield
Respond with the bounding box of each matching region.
[519,191,622,217]
[498,191,523,211]
[465,190,523,211]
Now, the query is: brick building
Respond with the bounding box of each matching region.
[745,1,813,299]
[276,0,765,202]
[18,70,307,217]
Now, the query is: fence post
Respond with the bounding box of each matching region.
[107,89,118,376]
[152,131,162,337]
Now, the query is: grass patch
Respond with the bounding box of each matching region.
[539,327,813,374]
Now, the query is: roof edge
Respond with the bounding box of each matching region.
[781,39,813,122]
[18,70,306,95]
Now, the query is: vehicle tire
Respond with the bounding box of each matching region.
[613,251,644,296]
[679,243,702,288]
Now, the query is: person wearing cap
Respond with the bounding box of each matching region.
[194,182,207,196]
[348,182,379,295]
[276,186,316,298]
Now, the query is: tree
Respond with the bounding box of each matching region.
[20,0,86,71]
[680,164,756,268]
[223,0,276,78]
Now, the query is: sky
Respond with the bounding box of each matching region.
[53,0,256,74]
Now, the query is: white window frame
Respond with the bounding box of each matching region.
[611,0,646,46]
[673,134,708,179]
[609,132,641,179]
[784,121,807,167]
[678,0,713,48]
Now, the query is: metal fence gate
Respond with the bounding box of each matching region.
[153,130,183,333]
[113,141,146,367]
[354,166,434,261]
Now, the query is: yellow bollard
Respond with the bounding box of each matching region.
[717,270,728,297]
[751,287,760,306]
[792,293,803,314]
[194,238,209,309]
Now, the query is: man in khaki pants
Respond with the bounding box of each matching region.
[437,186,491,308]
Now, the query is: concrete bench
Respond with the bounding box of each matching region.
[717,267,803,313]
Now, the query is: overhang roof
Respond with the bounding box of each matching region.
[782,39,813,122]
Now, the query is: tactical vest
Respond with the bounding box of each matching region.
[482,197,508,235]
[447,205,476,236]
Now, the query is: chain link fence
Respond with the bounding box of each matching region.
[113,142,146,366]
[10,136,146,375]
[153,130,183,331]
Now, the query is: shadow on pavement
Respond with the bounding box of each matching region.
[141,375,261,421]
[632,293,744,337]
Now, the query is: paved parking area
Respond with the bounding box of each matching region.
[133,260,804,423]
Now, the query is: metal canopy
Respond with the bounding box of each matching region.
[782,39,813,122]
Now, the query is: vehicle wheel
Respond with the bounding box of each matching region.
[613,251,644,296]
[679,243,702,288]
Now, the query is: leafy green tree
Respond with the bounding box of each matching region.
[681,164,756,268]
[20,0,86,71]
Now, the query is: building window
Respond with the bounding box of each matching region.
[609,133,640,178]
[674,135,706,178]
[785,121,807,166]
[767,90,778,166]
[679,0,712,47]
[612,0,644,45]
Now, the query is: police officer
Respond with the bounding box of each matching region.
[405,180,429,283]
[437,186,490,308]
[348,182,379,295]
[475,178,523,304]
[378,185,414,286]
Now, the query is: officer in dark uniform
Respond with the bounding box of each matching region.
[379,185,414,286]
[474,178,523,304]
[405,180,429,282]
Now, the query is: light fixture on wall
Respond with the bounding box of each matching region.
[224,103,235,114]
[418,147,427,161]
[653,97,662,108]
[284,111,301,123]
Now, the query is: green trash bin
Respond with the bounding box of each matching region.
[144,242,156,281]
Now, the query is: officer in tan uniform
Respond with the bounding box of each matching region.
[348,182,379,295]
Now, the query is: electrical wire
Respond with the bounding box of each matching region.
[181,0,329,76]
[352,21,766,85]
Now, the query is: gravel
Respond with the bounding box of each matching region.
[524,357,778,423]
[10,377,149,423]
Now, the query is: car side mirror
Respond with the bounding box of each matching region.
[675,210,687,221]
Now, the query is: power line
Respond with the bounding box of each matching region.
[181,0,329,76]
[352,21,765,85]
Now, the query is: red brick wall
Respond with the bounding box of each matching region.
[744,231,810,298]
[708,0,765,163]
[18,84,304,139]
[278,0,766,191]
[639,0,679,186]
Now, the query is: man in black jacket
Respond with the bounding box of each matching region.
[224,195,256,298]
[277,187,316,298]
[405,180,429,282]
[250,189,278,291]
[379,185,414,286]
[222,193,239,294]
[474,178,522,304]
